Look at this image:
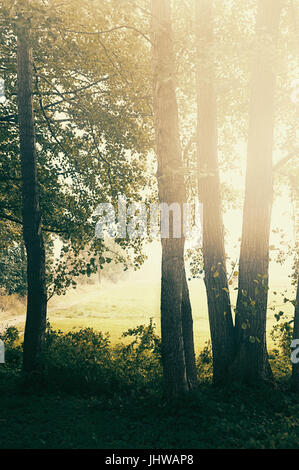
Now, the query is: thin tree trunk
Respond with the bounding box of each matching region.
[181,266,198,388]
[195,0,235,385]
[291,273,299,391]
[234,0,283,384]
[17,19,47,372]
[151,0,197,398]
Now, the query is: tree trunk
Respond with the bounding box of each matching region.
[17,20,47,373]
[234,0,283,384]
[181,266,198,388]
[291,273,299,391]
[195,0,235,385]
[20,241,27,294]
[151,0,197,398]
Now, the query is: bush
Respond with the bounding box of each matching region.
[0,326,22,370]
[196,340,213,382]
[42,324,113,393]
[113,318,162,393]
[270,320,293,380]
[41,320,162,396]
[0,318,295,396]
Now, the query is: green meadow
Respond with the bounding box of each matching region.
[1,278,293,352]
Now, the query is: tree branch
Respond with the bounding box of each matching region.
[0,212,67,235]
[64,25,152,45]
[273,152,298,172]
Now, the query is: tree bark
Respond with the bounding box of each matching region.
[234,0,283,384]
[181,266,198,389]
[291,273,299,391]
[17,19,47,372]
[151,0,197,398]
[195,0,235,385]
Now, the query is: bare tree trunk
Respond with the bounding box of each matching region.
[291,273,299,391]
[151,0,197,398]
[181,267,198,388]
[20,241,27,294]
[17,19,47,372]
[234,0,283,384]
[195,0,235,385]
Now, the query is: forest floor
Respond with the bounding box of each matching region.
[0,376,298,449]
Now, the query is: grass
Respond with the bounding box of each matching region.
[0,375,298,449]
[0,279,293,352]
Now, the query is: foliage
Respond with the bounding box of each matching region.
[0,326,22,369]
[0,0,154,297]
[0,318,294,393]
[121,318,161,357]
[0,243,27,296]
[270,319,294,380]
[0,0,298,448]
[196,340,213,382]
[41,321,162,395]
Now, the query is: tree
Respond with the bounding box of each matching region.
[292,265,299,391]
[0,0,153,295]
[292,258,299,392]
[289,168,299,391]
[0,0,153,369]
[234,0,284,383]
[151,0,197,398]
[195,0,235,385]
[16,11,47,372]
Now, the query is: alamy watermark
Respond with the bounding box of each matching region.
[0,340,4,364]
[94,195,203,245]
[291,340,299,365]
[0,78,5,104]
[291,79,299,104]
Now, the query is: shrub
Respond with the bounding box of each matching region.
[113,318,162,393]
[270,320,293,380]
[0,318,295,396]
[41,320,162,396]
[43,323,113,393]
[196,340,213,382]
[0,326,22,370]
